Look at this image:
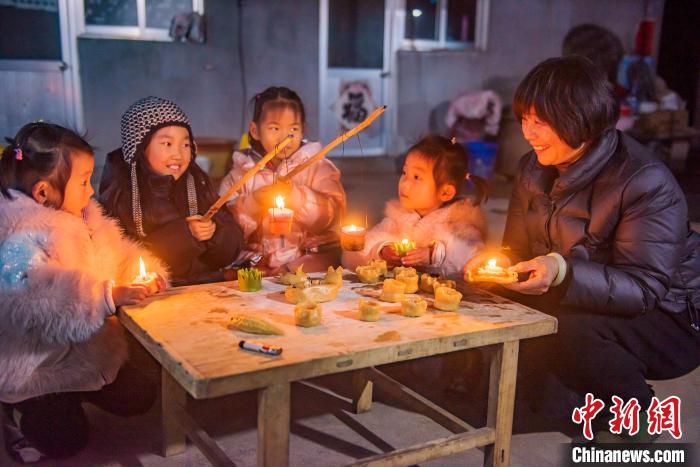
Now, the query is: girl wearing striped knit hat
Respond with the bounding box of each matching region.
[99,96,244,285]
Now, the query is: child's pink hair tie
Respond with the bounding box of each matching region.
[14,148,23,161]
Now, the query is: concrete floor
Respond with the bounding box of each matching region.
[2,369,697,467]
[2,156,698,466]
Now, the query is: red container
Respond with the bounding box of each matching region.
[635,20,655,56]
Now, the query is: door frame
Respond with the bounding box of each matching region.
[318,0,400,156]
[59,0,85,133]
[0,1,83,134]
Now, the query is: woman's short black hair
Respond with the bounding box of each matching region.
[513,56,619,148]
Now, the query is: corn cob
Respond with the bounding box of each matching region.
[229,313,284,335]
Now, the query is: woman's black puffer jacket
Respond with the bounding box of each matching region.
[503,129,700,328]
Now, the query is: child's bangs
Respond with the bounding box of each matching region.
[261,99,304,123]
[407,146,437,163]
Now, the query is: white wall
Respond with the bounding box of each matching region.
[79,0,319,167]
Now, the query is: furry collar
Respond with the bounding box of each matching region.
[384,198,487,240]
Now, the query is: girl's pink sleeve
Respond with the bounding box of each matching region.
[290,160,346,232]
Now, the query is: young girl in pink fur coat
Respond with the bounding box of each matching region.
[342,135,489,396]
[343,135,488,277]
[0,123,167,463]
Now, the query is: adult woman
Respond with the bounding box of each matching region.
[469,56,699,441]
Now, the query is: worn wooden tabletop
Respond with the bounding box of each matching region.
[119,273,557,399]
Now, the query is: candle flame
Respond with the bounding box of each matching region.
[139,256,147,276]
[348,224,357,231]
[275,195,285,209]
[487,258,497,268]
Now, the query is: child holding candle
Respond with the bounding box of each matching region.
[344,135,490,396]
[0,123,167,462]
[99,96,244,285]
[343,135,487,277]
[219,87,346,273]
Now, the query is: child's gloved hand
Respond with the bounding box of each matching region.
[252,180,294,208]
[401,247,431,267]
[379,245,402,266]
[112,284,148,306]
[186,215,216,241]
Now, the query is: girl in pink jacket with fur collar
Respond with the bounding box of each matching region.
[219,87,346,273]
[343,136,487,278]
[0,123,167,463]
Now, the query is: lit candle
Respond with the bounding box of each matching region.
[483,258,503,274]
[268,195,294,236]
[467,256,518,284]
[133,256,159,294]
[340,224,366,251]
[393,238,416,257]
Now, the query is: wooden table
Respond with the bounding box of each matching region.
[119,274,557,466]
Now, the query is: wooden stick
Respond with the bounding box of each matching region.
[367,367,478,435]
[170,404,237,466]
[280,105,386,181]
[201,134,294,222]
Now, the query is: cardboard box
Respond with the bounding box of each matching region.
[633,110,689,136]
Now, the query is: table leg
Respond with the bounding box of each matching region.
[352,368,374,414]
[484,340,519,467]
[161,369,187,457]
[257,382,290,467]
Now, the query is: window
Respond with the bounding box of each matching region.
[78,0,204,41]
[403,0,489,50]
[328,0,385,69]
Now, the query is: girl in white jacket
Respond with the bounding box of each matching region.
[0,123,167,462]
[343,135,487,277]
[219,87,346,273]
